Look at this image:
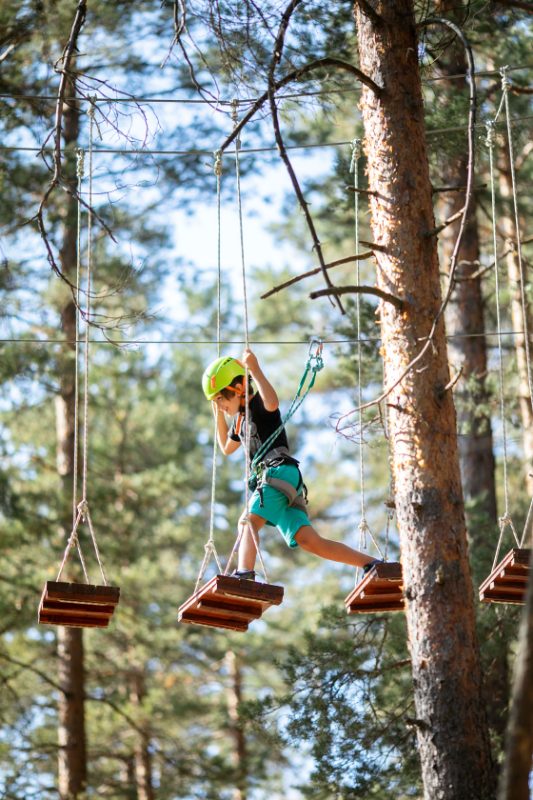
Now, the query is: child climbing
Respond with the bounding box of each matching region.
[202,348,379,580]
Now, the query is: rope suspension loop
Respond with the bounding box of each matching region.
[486,95,525,569]
[350,140,384,575]
[500,67,533,410]
[229,99,268,580]
[194,151,226,591]
[56,101,109,587]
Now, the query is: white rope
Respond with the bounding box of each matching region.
[350,140,384,583]
[195,151,225,591]
[56,101,109,586]
[500,67,533,549]
[229,100,268,582]
[486,117,521,570]
[502,68,533,415]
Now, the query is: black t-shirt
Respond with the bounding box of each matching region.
[229,393,289,460]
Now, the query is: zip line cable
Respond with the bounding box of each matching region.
[2,112,532,157]
[1,330,531,346]
[0,61,531,106]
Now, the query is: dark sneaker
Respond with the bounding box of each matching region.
[231,569,256,581]
[362,559,382,576]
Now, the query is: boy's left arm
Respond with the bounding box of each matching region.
[241,349,279,412]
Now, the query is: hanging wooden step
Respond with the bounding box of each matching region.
[38,581,120,628]
[479,548,531,605]
[345,562,404,614]
[178,574,284,632]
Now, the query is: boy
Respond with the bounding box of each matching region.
[202,348,378,579]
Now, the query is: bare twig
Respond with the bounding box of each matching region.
[261,252,374,299]
[309,284,405,310]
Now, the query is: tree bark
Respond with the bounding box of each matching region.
[129,670,155,800]
[498,144,533,496]
[435,0,508,744]
[55,75,88,800]
[497,539,533,800]
[353,2,496,798]
[226,650,248,800]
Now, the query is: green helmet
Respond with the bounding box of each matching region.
[202,356,245,400]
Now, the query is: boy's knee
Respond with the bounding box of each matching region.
[294,525,315,550]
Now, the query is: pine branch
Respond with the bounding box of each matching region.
[309,284,405,310]
[260,252,374,299]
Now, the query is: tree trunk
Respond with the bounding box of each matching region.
[498,541,533,800]
[435,0,508,744]
[498,145,533,496]
[354,2,496,798]
[129,670,155,800]
[225,650,248,800]
[55,77,88,800]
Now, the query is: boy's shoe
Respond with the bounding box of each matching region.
[230,569,256,581]
[362,559,383,576]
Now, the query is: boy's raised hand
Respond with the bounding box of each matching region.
[241,348,260,375]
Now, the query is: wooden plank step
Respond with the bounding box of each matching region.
[42,581,120,605]
[479,549,531,605]
[38,611,111,628]
[345,562,404,615]
[178,575,284,632]
[38,581,120,628]
[179,613,249,632]
[40,599,115,617]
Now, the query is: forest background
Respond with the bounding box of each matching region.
[0,1,532,799]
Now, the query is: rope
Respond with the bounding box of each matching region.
[194,151,225,591]
[350,140,384,579]
[501,67,533,413]
[486,112,521,570]
[229,100,268,582]
[56,101,109,586]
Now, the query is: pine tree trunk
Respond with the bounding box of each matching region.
[353,2,496,798]
[129,670,155,800]
[435,0,508,744]
[498,558,533,800]
[498,145,533,496]
[55,77,88,800]
[225,650,248,800]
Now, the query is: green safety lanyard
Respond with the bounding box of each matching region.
[250,339,324,475]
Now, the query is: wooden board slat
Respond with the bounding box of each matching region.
[479,549,531,605]
[42,581,120,605]
[179,612,249,632]
[40,599,115,617]
[345,562,404,615]
[38,611,111,628]
[178,574,284,632]
[38,581,120,628]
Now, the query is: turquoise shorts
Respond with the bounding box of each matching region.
[248,464,310,549]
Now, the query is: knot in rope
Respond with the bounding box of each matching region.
[499,66,511,93]
[350,138,362,172]
[87,97,96,121]
[498,512,512,530]
[77,499,89,520]
[76,148,85,179]
[485,121,495,149]
[213,150,222,177]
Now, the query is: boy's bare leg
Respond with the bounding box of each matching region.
[294,525,375,568]
[237,512,267,572]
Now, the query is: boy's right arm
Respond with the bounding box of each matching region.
[212,403,241,455]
